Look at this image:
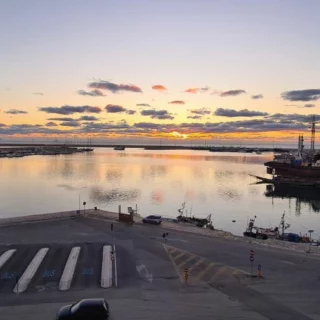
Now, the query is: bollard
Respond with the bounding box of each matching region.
[258,264,262,278]
[184,268,189,283]
[111,223,114,231]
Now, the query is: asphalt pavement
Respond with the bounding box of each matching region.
[0,215,319,320]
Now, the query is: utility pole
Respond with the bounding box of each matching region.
[280,212,285,240]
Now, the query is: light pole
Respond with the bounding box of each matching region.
[83,201,86,214]
[308,230,314,253]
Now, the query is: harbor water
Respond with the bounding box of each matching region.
[0,148,319,238]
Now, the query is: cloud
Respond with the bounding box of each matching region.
[77,89,105,97]
[303,104,316,108]
[5,109,28,115]
[152,85,167,91]
[88,80,142,93]
[214,108,268,117]
[168,100,185,105]
[0,123,6,127]
[81,121,130,133]
[46,122,58,127]
[136,103,151,107]
[32,92,44,96]
[39,105,101,115]
[60,121,81,127]
[141,109,174,120]
[220,90,246,97]
[281,89,320,101]
[47,117,75,121]
[189,108,211,115]
[79,115,99,121]
[105,104,127,113]
[267,113,320,122]
[187,115,202,119]
[184,87,209,94]
[251,94,263,100]
[126,110,136,115]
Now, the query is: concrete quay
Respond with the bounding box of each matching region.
[0,210,320,319]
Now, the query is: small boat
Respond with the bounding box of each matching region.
[114,146,125,151]
[176,203,213,228]
[243,216,279,240]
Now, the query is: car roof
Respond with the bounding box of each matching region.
[78,298,105,307]
[147,215,161,218]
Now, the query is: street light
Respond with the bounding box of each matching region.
[308,230,314,253]
[83,201,86,214]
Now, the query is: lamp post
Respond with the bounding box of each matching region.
[83,201,86,214]
[308,230,314,253]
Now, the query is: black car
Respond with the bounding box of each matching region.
[142,215,162,225]
[57,298,109,319]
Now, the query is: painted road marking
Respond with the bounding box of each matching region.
[196,262,216,280]
[101,245,113,288]
[174,252,187,262]
[210,265,227,282]
[14,248,49,293]
[113,245,117,287]
[58,247,81,291]
[0,249,16,270]
[188,258,205,273]
[177,254,196,268]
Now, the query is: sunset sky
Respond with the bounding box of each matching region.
[0,0,319,145]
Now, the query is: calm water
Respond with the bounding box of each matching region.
[1,148,319,237]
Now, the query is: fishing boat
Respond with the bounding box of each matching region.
[176,203,213,228]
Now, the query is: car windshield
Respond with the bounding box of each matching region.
[0,1,319,320]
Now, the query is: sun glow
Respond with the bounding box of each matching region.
[170,131,189,139]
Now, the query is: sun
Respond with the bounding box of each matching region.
[170,131,189,139]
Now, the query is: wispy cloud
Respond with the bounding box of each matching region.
[187,115,202,119]
[189,108,211,115]
[136,103,151,107]
[126,110,136,115]
[168,100,185,105]
[88,80,142,93]
[5,109,28,115]
[152,85,167,91]
[79,115,99,121]
[32,92,44,96]
[105,104,127,113]
[303,104,316,108]
[141,109,174,120]
[47,117,75,121]
[251,94,263,100]
[77,89,105,97]
[281,89,320,101]
[39,105,101,115]
[184,87,209,94]
[220,90,246,97]
[214,108,268,117]
[46,122,58,127]
[60,121,81,127]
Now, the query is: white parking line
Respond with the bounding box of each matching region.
[0,249,16,270]
[101,245,113,288]
[58,246,81,291]
[13,248,49,293]
[113,245,117,287]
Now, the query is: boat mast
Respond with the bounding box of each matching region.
[310,115,316,158]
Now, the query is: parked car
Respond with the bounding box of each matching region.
[56,298,109,319]
[142,215,162,225]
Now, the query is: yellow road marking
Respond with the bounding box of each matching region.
[210,265,227,281]
[188,258,205,274]
[196,262,216,280]
[163,245,183,283]
[173,252,187,261]
[177,254,196,268]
